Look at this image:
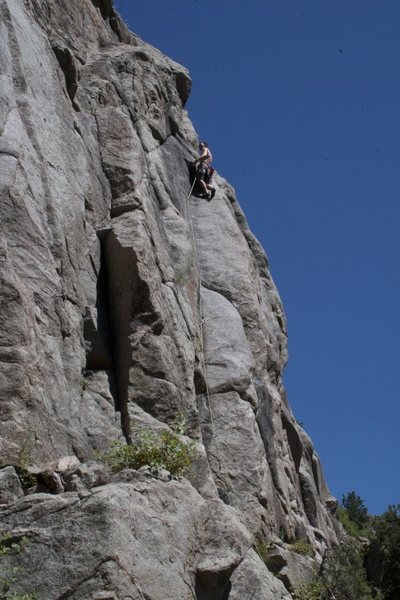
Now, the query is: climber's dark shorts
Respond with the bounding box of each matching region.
[197,163,213,185]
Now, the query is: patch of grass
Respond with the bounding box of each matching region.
[170,411,188,436]
[254,540,272,564]
[0,537,23,558]
[103,427,195,477]
[80,377,88,397]
[15,431,36,491]
[278,526,289,543]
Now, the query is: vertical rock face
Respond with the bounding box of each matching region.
[0,0,340,597]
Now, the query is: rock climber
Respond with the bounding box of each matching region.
[193,141,215,199]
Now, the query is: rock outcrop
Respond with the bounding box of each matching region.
[0,0,340,597]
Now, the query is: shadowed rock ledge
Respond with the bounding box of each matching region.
[0,0,340,597]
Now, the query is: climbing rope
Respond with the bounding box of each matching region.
[187,173,265,573]
[186,174,215,434]
[186,176,246,505]
[186,175,198,202]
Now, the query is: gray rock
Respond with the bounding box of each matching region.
[230,549,293,600]
[201,287,255,395]
[325,494,339,514]
[36,470,65,494]
[265,544,315,592]
[0,467,24,504]
[0,479,251,600]
[63,460,109,491]
[96,106,147,216]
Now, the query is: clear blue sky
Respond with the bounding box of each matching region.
[114,0,400,515]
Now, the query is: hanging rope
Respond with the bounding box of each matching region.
[186,175,215,434]
[186,175,198,202]
[186,177,246,507]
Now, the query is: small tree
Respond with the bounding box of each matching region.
[321,539,374,600]
[342,491,369,528]
[370,504,400,600]
[294,539,374,600]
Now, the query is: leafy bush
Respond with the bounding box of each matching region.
[0,537,23,558]
[170,411,188,436]
[322,539,374,600]
[293,576,324,600]
[338,491,371,538]
[337,506,369,537]
[290,539,315,557]
[103,427,195,476]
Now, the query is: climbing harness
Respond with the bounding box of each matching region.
[189,159,215,200]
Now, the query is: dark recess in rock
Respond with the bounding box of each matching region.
[100,228,165,437]
[299,469,318,527]
[256,380,281,491]
[90,0,131,42]
[83,244,114,372]
[281,411,302,472]
[175,70,192,106]
[90,0,113,18]
[195,572,232,600]
[52,45,80,109]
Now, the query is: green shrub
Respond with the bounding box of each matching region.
[338,506,369,538]
[293,575,324,600]
[322,539,374,600]
[103,428,195,476]
[278,526,288,542]
[170,411,188,436]
[290,539,315,557]
[338,491,371,538]
[14,467,36,492]
[0,537,23,558]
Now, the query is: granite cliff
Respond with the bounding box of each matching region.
[0,1,340,597]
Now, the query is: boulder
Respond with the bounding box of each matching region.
[0,478,251,599]
[230,549,292,600]
[265,543,315,592]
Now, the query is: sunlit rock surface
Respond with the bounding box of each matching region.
[0,0,340,597]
